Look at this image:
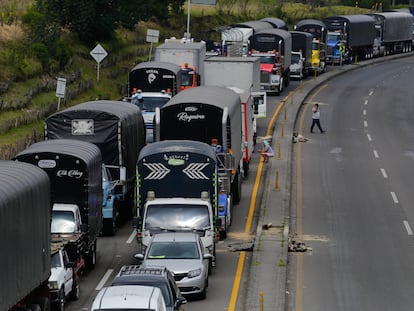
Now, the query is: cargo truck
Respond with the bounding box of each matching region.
[134,140,224,268]
[127,61,182,142]
[155,85,243,204]
[1,161,52,311]
[203,56,267,176]
[44,100,146,232]
[323,14,376,64]
[367,11,413,56]
[15,139,103,272]
[294,19,328,73]
[290,31,313,79]
[249,28,292,95]
[154,40,206,88]
[222,20,274,56]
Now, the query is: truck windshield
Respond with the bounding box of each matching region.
[50,252,62,268]
[145,204,210,230]
[131,97,170,111]
[51,210,76,233]
[181,68,195,87]
[291,53,300,64]
[259,55,275,64]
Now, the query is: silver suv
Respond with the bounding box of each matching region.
[111,265,186,311]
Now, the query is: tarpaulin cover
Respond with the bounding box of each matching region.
[0,161,51,310]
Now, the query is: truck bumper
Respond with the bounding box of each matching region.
[260,83,279,92]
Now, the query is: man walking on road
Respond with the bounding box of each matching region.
[310,103,325,133]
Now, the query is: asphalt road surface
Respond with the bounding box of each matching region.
[289,56,414,311]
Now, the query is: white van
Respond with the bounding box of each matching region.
[91,285,166,311]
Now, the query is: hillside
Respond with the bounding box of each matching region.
[0,3,372,159]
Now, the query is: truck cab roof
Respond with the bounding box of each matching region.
[53,203,79,213]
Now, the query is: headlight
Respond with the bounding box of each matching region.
[187,268,202,278]
[48,281,59,290]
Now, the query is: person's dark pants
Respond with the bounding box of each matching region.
[311,119,324,133]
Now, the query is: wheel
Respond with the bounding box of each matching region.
[86,241,97,269]
[30,296,50,311]
[28,305,41,311]
[231,171,241,203]
[54,288,65,311]
[69,276,80,301]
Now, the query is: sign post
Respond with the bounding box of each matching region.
[146,29,160,61]
[90,44,108,82]
[55,78,66,110]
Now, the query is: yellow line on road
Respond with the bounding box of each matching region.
[229,95,287,311]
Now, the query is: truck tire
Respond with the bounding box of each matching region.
[30,296,50,311]
[231,171,242,203]
[86,241,97,270]
[28,305,41,311]
[69,276,80,301]
[54,288,65,311]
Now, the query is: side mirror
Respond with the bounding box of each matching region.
[66,261,75,269]
[80,223,88,233]
[134,253,144,261]
[132,216,140,228]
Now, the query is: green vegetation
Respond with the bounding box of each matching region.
[0,0,404,158]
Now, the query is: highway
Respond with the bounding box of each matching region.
[63,79,299,311]
[289,56,414,310]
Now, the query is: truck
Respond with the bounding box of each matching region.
[367,11,413,56]
[44,100,146,233]
[294,19,328,74]
[249,28,292,95]
[127,61,182,142]
[289,31,313,79]
[1,160,52,311]
[155,85,243,204]
[14,139,103,272]
[154,39,206,88]
[323,14,376,64]
[222,20,274,56]
[135,140,221,267]
[49,242,80,311]
[203,56,267,176]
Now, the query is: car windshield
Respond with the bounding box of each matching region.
[51,211,76,233]
[131,97,170,111]
[145,204,210,230]
[112,281,171,307]
[147,242,200,260]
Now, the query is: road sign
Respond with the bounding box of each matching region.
[56,78,66,98]
[90,44,108,64]
[146,29,159,43]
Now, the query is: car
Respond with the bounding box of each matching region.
[111,265,187,311]
[135,232,212,299]
[91,285,166,311]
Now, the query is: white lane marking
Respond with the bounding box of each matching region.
[96,269,114,290]
[126,229,136,244]
[369,90,374,96]
[367,134,372,141]
[403,221,413,236]
[373,150,379,158]
[391,192,399,204]
[364,99,368,105]
[363,109,367,115]
[380,168,388,178]
[364,121,368,127]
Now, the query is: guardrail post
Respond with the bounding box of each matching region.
[259,291,264,311]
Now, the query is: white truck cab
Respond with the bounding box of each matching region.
[290,51,305,79]
[51,203,83,234]
[91,285,166,311]
[139,196,216,262]
[49,243,79,310]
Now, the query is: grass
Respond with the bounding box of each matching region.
[0,2,377,157]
